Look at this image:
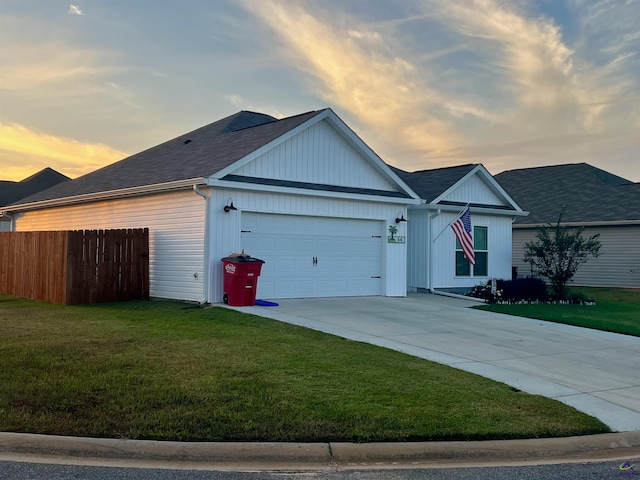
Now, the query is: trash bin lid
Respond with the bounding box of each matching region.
[221,255,265,264]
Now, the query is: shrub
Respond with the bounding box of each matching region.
[500,278,548,303]
[467,277,549,304]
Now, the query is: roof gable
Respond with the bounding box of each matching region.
[395,164,522,211]
[226,117,397,192]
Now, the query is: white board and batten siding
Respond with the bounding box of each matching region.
[513,225,640,288]
[443,174,505,205]
[207,188,409,303]
[13,190,206,302]
[407,210,514,290]
[232,119,398,192]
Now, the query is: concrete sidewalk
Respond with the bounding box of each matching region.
[1,431,639,471]
[231,293,640,432]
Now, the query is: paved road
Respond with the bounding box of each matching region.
[2,459,639,480]
[233,293,640,431]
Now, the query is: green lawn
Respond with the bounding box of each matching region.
[474,287,640,337]
[0,294,609,442]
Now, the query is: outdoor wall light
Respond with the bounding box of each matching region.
[395,212,407,224]
[223,198,237,213]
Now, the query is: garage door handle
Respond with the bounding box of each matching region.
[313,256,318,266]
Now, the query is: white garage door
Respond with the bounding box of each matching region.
[241,213,384,299]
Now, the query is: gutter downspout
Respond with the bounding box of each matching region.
[427,207,484,303]
[3,212,16,231]
[193,185,210,305]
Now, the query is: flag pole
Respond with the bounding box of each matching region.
[432,203,470,244]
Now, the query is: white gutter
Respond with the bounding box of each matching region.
[192,185,211,305]
[410,203,528,217]
[0,178,207,214]
[514,220,640,228]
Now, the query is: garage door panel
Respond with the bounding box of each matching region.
[241,213,383,299]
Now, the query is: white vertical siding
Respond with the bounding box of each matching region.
[430,212,513,289]
[206,188,407,302]
[513,225,640,288]
[233,120,397,191]
[406,209,431,290]
[443,175,504,205]
[14,190,206,301]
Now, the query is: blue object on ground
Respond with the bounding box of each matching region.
[254,299,279,307]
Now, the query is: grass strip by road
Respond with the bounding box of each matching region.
[474,287,640,337]
[0,294,609,442]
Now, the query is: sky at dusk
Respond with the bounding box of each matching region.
[1,0,639,183]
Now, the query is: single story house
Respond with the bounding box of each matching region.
[0,168,69,232]
[495,163,640,288]
[394,164,527,292]
[2,109,422,302]
[2,108,526,302]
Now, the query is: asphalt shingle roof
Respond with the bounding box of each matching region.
[0,168,70,207]
[391,164,478,203]
[495,163,640,224]
[14,110,324,206]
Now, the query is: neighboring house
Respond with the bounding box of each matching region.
[1,109,423,302]
[0,168,70,231]
[395,164,527,292]
[495,163,640,288]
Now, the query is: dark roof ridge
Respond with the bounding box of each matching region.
[404,163,478,175]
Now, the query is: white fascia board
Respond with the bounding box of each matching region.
[320,109,422,200]
[211,108,421,201]
[410,203,529,217]
[514,220,640,228]
[431,164,525,212]
[206,178,421,205]
[0,178,206,213]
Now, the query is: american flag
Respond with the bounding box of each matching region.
[451,207,475,265]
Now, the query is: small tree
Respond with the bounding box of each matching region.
[524,213,601,300]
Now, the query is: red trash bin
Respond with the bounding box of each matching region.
[221,255,265,306]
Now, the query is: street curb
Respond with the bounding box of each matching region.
[1,431,639,469]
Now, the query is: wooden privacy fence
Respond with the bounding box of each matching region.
[0,229,149,304]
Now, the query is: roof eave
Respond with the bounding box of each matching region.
[514,219,640,228]
[411,203,528,216]
[0,178,207,213]
[207,178,421,205]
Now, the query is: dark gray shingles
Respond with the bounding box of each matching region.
[495,163,639,224]
[0,168,70,207]
[14,110,324,205]
[391,164,478,202]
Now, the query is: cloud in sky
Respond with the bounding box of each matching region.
[244,0,640,176]
[68,4,84,16]
[0,123,128,179]
[0,0,638,182]
[246,0,463,166]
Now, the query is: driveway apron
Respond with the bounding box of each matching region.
[231,293,640,432]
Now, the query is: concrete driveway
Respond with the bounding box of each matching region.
[233,293,640,432]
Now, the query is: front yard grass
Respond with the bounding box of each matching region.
[0,294,609,442]
[474,287,640,337]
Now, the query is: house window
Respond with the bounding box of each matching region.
[456,226,488,277]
